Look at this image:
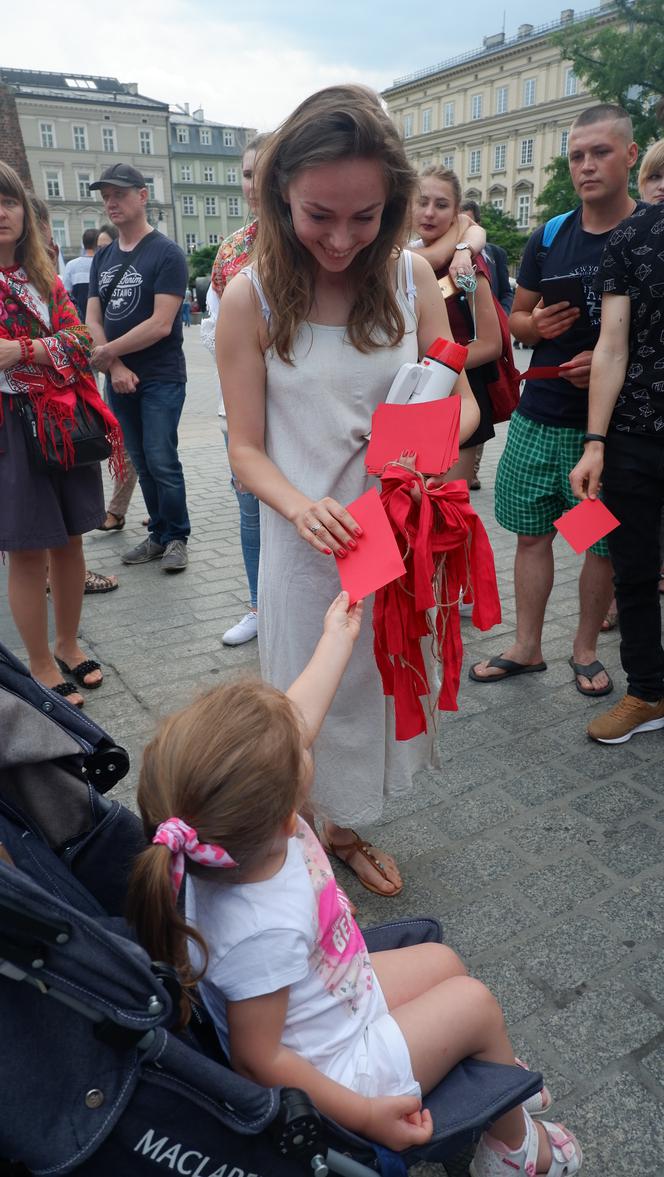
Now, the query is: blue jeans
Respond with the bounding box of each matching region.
[223,430,260,609]
[108,379,190,544]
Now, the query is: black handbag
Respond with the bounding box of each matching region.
[16,394,112,471]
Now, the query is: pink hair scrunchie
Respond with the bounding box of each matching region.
[152,816,238,901]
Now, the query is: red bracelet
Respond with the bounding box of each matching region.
[18,337,28,363]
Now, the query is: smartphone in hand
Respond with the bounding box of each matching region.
[540,274,591,330]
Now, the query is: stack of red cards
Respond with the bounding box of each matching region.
[365,397,461,476]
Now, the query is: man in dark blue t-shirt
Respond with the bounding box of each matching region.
[87,163,190,572]
[470,105,639,699]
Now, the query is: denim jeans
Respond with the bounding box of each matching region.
[107,379,190,545]
[603,432,664,701]
[223,429,260,609]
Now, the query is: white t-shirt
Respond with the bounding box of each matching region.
[186,818,384,1087]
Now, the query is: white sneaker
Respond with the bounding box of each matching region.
[222,612,258,646]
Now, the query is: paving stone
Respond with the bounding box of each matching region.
[562,1071,664,1176]
[470,960,544,1025]
[594,821,664,879]
[500,761,579,807]
[570,781,654,826]
[628,947,664,1006]
[544,979,662,1080]
[440,893,535,959]
[522,852,617,918]
[416,838,530,899]
[520,914,631,992]
[640,1041,664,1087]
[595,876,664,941]
[498,811,603,861]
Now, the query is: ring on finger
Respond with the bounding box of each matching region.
[309,522,322,535]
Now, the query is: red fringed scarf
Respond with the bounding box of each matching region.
[373,464,502,741]
[0,270,123,479]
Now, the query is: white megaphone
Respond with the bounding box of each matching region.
[385,337,469,406]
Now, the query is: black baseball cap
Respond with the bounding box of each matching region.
[90,163,147,191]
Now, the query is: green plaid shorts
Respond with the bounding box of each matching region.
[495,411,610,557]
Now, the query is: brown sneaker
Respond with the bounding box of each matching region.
[588,694,664,744]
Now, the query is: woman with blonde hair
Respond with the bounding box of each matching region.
[217,85,479,898]
[0,163,121,706]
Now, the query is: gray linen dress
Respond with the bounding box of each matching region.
[251,253,434,827]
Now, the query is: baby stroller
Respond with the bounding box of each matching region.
[0,641,541,1177]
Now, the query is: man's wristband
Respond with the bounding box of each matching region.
[583,433,606,445]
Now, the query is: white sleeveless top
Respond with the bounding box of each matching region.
[246,252,434,826]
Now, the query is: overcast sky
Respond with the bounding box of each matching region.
[7,0,580,129]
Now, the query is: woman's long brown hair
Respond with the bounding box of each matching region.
[255,84,417,363]
[126,679,304,1026]
[0,163,55,300]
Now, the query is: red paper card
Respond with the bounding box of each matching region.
[335,487,406,604]
[521,366,562,381]
[365,397,461,476]
[554,498,620,555]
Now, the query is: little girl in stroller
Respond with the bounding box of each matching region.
[127,591,582,1177]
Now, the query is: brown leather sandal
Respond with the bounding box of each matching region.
[321,828,403,897]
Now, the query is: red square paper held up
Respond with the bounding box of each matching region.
[335,487,406,605]
[365,397,461,476]
[554,498,620,555]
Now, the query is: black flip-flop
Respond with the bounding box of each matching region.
[55,657,103,690]
[469,656,547,683]
[568,657,613,698]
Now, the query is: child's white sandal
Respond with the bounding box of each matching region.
[469,1109,582,1177]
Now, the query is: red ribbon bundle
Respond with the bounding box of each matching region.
[373,466,501,740]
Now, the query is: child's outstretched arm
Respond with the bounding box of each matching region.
[286,591,363,748]
[228,988,432,1151]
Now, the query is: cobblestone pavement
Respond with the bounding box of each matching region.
[1,333,662,1175]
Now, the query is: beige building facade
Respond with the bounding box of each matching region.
[383,3,619,232]
[0,68,175,258]
[169,107,255,254]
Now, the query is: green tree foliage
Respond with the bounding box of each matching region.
[553,0,664,146]
[536,155,580,221]
[188,244,217,282]
[478,204,527,264]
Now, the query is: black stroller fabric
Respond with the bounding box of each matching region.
[0,642,542,1176]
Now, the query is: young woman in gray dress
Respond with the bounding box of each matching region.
[217,86,479,897]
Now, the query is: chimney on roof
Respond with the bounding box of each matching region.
[183,102,190,116]
[560,8,574,21]
[517,22,534,37]
[483,31,505,47]
[193,107,204,122]
[123,82,138,95]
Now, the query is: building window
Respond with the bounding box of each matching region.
[176,126,189,144]
[82,217,97,232]
[442,153,454,170]
[493,144,506,171]
[39,121,55,149]
[495,85,508,115]
[226,167,238,184]
[203,165,215,183]
[180,163,192,182]
[77,172,92,200]
[208,233,219,245]
[516,193,531,227]
[51,217,68,246]
[182,195,196,215]
[523,78,536,107]
[223,129,235,147]
[520,137,534,166]
[72,125,88,151]
[227,196,240,216]
[443,101,455,128]
[560,129,569,156]
[185,232,197,253]
[491,197,505,211]
[204,196,218,216]
[403,113,413,139]
[199,127,211,145]
[422,107,432,133]
[102,126,116,152]
[143,176,156,200]
[564,67,577,96]
[469,149,482,176]
[44,170,63,198]
[65,77,97,89]
[139,129,153,155]
[471,94,483,120]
